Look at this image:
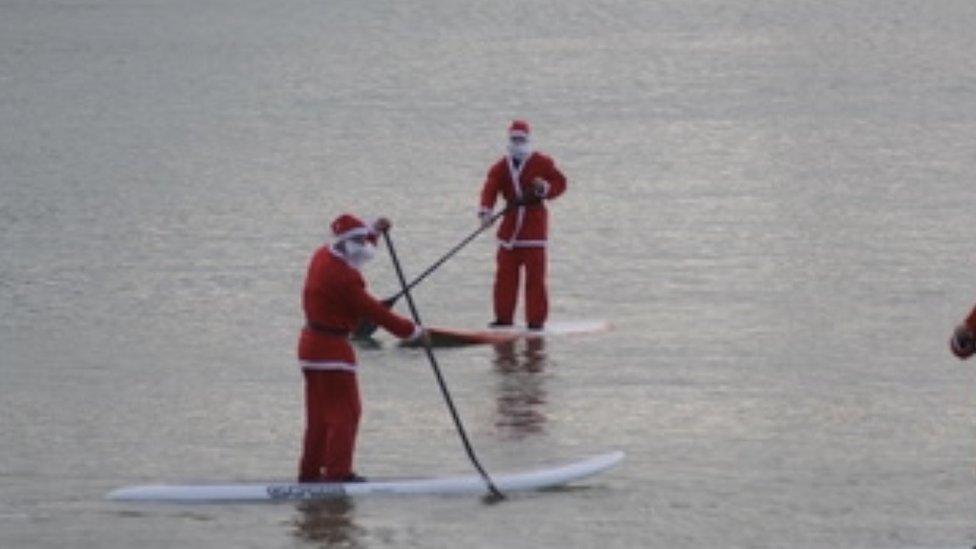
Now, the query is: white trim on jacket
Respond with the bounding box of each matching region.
[300,360,357,373]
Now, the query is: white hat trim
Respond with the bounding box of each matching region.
[335,226,372,241]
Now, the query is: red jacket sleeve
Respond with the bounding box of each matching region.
[348,279,418,339]
[479,164,502,212]
[539,156,567,200]
[965,305,976,332]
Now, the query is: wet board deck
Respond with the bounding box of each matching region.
[106,451,624,503]
[403,319,611,348]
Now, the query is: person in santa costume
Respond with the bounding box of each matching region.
[297,213,425,483]
[949,304,976,360]
[478,120,567,330]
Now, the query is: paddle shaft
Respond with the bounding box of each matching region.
[381,231,505,500]
[385,207,508,305]
[352,206,509,339]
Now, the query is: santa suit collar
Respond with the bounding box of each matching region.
[505,151,535,193]
[329,244,360,271]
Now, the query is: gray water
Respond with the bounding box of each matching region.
[3,1,976,547]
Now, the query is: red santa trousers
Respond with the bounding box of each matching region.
[298,370,361,482]
[494,246,548,326]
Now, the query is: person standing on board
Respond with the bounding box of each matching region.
[949,304,976,360]
[298,213,425,483]
[478,120,567,331]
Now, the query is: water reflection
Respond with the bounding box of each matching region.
[492,338,549,439]
[291,498,365,548]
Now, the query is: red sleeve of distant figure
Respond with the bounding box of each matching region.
[966,305,976,332]
[480,164,502,211]
[348,278,417,339]
[540,156,567,200]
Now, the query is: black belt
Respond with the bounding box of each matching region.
[305,322,350,337]
[510,199,542,209]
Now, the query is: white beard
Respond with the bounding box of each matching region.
[343,240,376,269]
[507,141,533,161]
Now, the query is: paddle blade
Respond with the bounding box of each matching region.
[399,327,519,348]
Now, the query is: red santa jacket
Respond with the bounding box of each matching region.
[298,246,418,371]
[479,152,567,248]
[966,305,976,332]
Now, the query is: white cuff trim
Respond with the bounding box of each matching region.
[300,360,357,372]
[407,324,424,341]
[499,239,548,249]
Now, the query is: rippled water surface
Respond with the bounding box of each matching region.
[3,1,976,547]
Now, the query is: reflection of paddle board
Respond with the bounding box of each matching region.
[403,319,611,347]
[106,451,624,503]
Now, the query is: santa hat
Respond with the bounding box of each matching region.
[330,213,376,242]
[508,119,531,139]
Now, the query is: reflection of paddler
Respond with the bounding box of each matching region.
[291,499,364,547]
[493,338,547,373]
[492,338,548,439]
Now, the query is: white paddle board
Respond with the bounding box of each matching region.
[403,319,611,347]
[106,451,624,503]
[492,320,611,338]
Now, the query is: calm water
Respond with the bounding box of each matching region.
[2,1,976,547]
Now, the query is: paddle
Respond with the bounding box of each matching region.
[352,206,510,339]
[381,229,505,501]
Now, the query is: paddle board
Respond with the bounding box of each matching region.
[106,451,624,503]
[403,319,611,347]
